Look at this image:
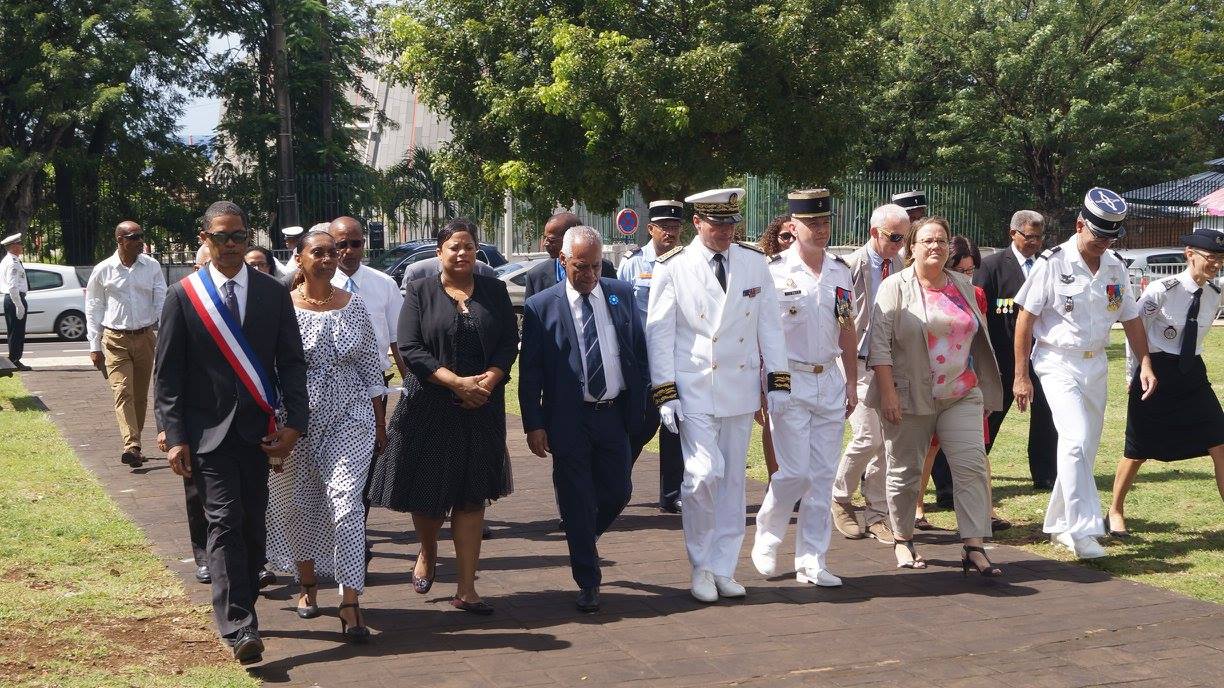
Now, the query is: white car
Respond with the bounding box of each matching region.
[495,258,549,312]
[0,263,89,341]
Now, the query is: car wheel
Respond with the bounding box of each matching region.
[55,310,87,341]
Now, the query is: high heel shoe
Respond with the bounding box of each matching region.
[894,540,927,569]
[961,545,1003,577]
[338,602,370,643]
[297,579,320,619]
[411,554,435,594]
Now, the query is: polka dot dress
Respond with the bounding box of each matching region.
[369,311,513,519]
[265,294,384,593]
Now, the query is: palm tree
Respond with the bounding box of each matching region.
[382,147,455,236]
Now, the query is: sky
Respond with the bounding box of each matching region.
[174,34,234,139]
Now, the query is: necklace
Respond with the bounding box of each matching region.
[296,284,335,306]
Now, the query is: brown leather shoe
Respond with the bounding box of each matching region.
[831,501,864,539]
[866,520,896,545]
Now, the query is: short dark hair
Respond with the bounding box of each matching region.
[245,245,275,268]
[947,235,982,270]
[201,201,248,232]
[436,218,480,247]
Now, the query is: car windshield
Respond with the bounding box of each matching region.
[368,245,413,271]
[495,262,524,277]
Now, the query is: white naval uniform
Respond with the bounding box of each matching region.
[1014,238,1139,537]
[755,247,853,572]
[646,237,788,577]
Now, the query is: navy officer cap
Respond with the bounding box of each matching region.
[1181,225,1224,253]
[1081,187,1128,239]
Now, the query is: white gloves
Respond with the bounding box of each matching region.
[658,399,685,434]
[767,390,790,415]
[12,295,24,320]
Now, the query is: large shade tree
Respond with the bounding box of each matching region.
[378,0,886,213]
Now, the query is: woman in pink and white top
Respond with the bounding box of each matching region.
[865,217,1005,575]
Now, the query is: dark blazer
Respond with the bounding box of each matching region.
[398,273,518,383]
[522,257,617,300]
[518,278,649,447]
[155,267,309,453]
[974,248,1029,380]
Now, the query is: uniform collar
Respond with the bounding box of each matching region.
[1177,269,1201,292]
[691,236,727,263]
[639,241,658,262]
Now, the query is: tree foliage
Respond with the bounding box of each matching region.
[861,0,1224,220]
[380,147,458,234]
[379,0,886,213]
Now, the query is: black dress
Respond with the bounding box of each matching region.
[369,311,513,518]
[1125,351,1224,461]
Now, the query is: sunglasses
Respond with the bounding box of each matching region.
[778,232,795,242]
[886,233,905,243]
[335,239,364,250]
[206,230,250,245]
[119,233,145,242]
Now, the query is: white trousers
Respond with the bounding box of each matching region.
[756,366,846,572]
[832,366,889,524]
[1033,346,1108,537]
[679,412,753,578]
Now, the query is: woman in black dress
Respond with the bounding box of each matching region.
[368,218,518,614]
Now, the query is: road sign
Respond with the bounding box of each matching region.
[616,208,639,236]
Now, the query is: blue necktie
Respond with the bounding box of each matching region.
[1024,258,1034,275]
[222,280,240,323]
[346,276,358,293]
[580,294,607,400]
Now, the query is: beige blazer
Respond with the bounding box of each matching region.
[845,243,904,350]
[864,266,1003,415]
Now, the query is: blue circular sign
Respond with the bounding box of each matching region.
[616,208,639,236]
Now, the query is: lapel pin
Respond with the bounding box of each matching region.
[608,294,620,306]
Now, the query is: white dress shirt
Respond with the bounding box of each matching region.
[85,252,167,351]
[1011,244,1036,276]
[0,252,26,295]
[565,281,624,402]
[1136,269,1221,357]
[332,264,404,371]
[208,262,250,324]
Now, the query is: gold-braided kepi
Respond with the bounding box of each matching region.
[788,188,832,218]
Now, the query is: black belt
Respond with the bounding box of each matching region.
[106,325,153,335]
[584,395,621,410]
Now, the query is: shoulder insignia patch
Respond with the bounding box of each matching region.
[1111,250,1125,263]
[1161,278,1179,290]
[736,240,765,254]
[1038,246,1062,260]
[767,253,783,264]
[656,245,684,263]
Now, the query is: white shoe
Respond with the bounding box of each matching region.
[713,575,746,598]
[1071,535,1107,559]
[1051,532,1076,553]
[751,539,778,576]
[796,568,842,587]
[690,570,718,603]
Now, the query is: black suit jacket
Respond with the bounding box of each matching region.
[398,273,519,382]
[518,278,648,448]
[155,267,309,453]
[974,248,1030,380]
[522,257,617,300]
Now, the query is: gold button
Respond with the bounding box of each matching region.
[712,363,718,370]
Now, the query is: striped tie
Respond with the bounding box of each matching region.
[580,294,607,400]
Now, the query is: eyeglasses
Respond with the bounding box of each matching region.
[1087,234,1118,245]
[119,233,144,242]
[778,232,795,242]
[1189,249,1224,264]
[1015,231,1045,242]
[206,230,249,245]
[335,239,364,250]
[951,265,975,275]
[886,233,905,243]
[916,238,949,247]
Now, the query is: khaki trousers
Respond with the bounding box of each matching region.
[102,328,155,452]
[832,366,889,525]
[882,386,991,540]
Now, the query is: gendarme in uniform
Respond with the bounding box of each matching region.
[1,232,29,368]
[645,187,789,603]
[1014,187,1151,559]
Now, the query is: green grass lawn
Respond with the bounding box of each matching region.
[0,376,258,688]
[503,328,1223,603]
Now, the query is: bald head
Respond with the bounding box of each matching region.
[541,212,582,259]
[328,216,363,234]
[328,216,365,274]
[115,220,144,262]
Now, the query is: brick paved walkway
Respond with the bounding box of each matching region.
[22,367,1224,688]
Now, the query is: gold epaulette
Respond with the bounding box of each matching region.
[737,241,765,254]
[656,246,684,263]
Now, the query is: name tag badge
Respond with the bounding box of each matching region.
[638,272,652,280]
[743,286,761,298]
[782,289,801,296]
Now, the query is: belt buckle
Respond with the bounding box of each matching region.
[1083,351,1095,359]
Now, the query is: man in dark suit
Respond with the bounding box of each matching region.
[519,225,648,613]
[523,211,617,299]
[156,201,309,663]
[974,210,1058,489]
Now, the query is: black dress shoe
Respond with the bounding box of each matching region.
[13,361,31,371]
[195,565,211,584]
[232,628,264,664]
[556,519,566,532]
[659,499,681,514]
[576,586,600,613]
[482,525,493,539]
[258,567,276,589]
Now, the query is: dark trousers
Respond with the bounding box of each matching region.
[184,477,208,566]
[192,434,270,640]
[929,368,1059,501]
[630,402,684,505]
[552,404,633,588]
[3,293,26,362]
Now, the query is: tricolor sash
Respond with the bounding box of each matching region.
[181,269,280,433]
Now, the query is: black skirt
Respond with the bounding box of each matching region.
[1125,352,1224,461]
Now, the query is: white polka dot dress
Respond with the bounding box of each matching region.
[266,294,384,593]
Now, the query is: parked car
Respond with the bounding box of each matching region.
[495,258,548,311]
[373,239,508,285]
[0,263,89,341]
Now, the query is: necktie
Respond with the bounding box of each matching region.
[712,253,727,292]
[222,280,240,322]
[345,276,358,293]
[1024,258,1034,275]
[555,260,566,284]
[1179,288,1202,373]
[881,259,891,280]
[580,294,607,400]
